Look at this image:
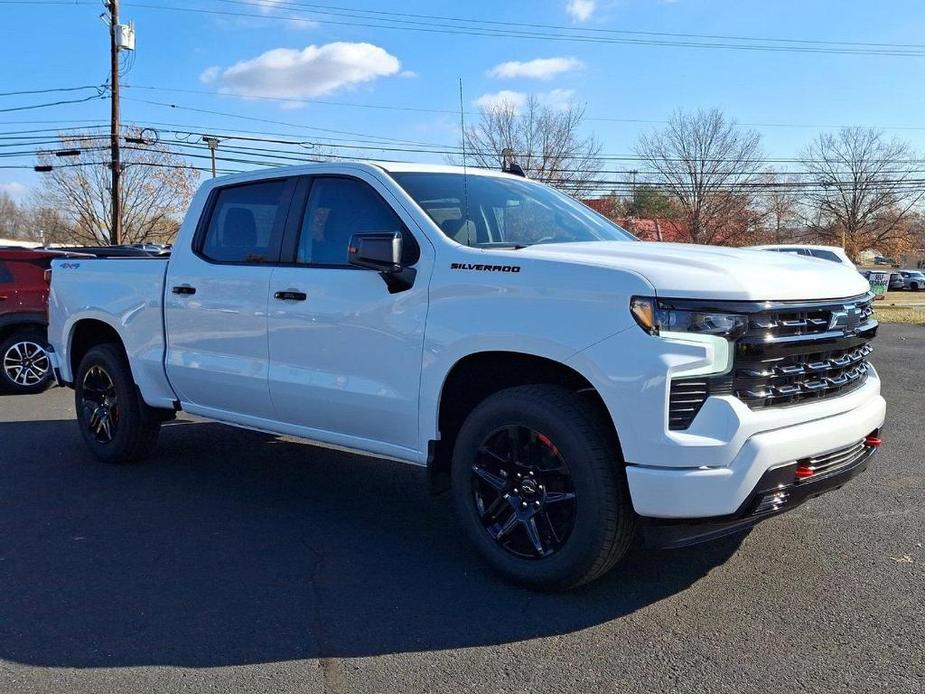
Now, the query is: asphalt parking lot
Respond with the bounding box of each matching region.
[0,324,922,694]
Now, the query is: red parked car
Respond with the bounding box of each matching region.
[0,247,89,394]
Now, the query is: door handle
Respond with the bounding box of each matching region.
[172,285,197,295]
[0,296,7,301]
[274,290,308,301]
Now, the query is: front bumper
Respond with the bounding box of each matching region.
[641,434,880,549]
[624,386,886,519]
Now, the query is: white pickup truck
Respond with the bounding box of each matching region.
[48,162,885,590]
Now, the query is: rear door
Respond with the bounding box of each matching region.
[0,260,17,312]
[266,174,430,454]
[165,177,296,420]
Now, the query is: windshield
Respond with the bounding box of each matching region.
[391,172,635,248]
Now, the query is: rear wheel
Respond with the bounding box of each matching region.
[74,344,161,464]
[0,330,53,395]
[451,385,635,591]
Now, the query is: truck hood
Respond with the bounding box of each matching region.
[518,241,870,301]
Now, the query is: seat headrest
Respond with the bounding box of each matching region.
[440,217,476,245]
[224,207,257,249]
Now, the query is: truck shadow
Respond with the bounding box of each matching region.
[0,416,744,668]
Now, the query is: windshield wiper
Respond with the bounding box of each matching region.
[473,242,528,250]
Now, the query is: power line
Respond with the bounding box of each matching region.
[109,0,925,57]
[14,0,925,57]
[0,85,103,98]
[123,83,925,133]
[120,96,458,148]
[220,0,925,52]
[0,92,105,113]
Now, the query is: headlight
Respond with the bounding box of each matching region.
[630,296,748,339]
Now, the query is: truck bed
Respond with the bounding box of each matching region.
[48,257,177,408]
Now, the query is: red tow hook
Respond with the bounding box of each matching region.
[794,465,815,480]
[864,435,882,448]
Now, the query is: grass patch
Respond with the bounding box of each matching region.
[874,305,925,325]
[879,291,925,306]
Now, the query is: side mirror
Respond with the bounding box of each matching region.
[348,232,417,294]
[348,232,402,273]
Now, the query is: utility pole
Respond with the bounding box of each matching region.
[108,0,122,246]
[203,136,220,177]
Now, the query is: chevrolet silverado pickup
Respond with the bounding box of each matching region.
[48,162,885,590]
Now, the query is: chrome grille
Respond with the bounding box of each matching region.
[734,343,872,408]
[798,440,868,480]
[665,293,877,430]
[731,294,876,410]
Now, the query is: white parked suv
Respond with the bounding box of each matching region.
[47,163,885,590]
[748,244,856,269]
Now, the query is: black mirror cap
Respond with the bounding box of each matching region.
[348,232,402,273]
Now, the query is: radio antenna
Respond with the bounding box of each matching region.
[459,78,472,247]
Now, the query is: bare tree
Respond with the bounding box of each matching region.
[461,94,603,196]
[34,131,200,246]
[0,191,30,240]
[635,109,763,245]
[757,169,800,244]
[799,127,923,260]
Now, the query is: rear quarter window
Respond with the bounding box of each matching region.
[199,180,290,263]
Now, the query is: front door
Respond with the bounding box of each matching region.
[267,175,429,456]
[165,177,294,420]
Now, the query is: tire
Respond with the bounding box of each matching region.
[450,384,636,591]
[0,329,53,395]
[74,344,161,464]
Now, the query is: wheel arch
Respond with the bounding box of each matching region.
[0,313,47,344]
[428,350,622,494]
[68,318,129,381]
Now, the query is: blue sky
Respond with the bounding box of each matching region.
[3,0,925,200]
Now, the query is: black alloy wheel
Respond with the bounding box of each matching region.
[80,364,120,444]
[451,384,636,591]
[74,344,162,463]
[471,425,577,559]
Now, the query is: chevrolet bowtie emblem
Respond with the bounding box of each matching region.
[829,304,862,332]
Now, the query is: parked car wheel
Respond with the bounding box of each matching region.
[0,329,53,395]
[451,384,635,591]
[74,344,161,464]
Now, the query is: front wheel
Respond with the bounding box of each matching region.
[451,385,636,591]
[74,344,161,464]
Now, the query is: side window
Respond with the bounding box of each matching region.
[297,177,416,266]
[200,180,289,263]
[810,249,842,263]
[0,261,12,284]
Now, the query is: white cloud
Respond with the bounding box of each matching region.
[199,66,220,84]
[474,90,528,111]
[399,70,418,78]
[202,42,402,100]
[0,181,27,202]
[474,89,577,113]
[252,0,288,13]
[488,56,583,80]
[540,88,576,111]
[566,0,596,21]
